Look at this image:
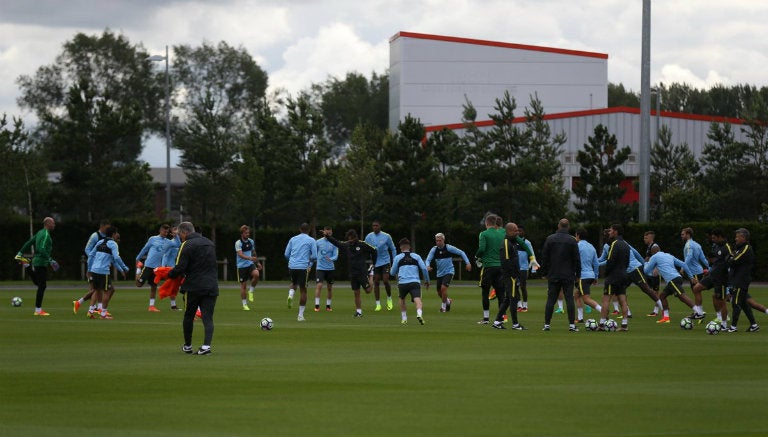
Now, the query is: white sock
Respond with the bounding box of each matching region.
[441,302,446,310]
[577,308,584,320]
[326,299,332,307]
[401,311,407,320]
[97,303,103,310]
[299,306,305,317]
[417,308,423,317]
[483,310,490,319]
[656,300,663,311]
[613,302,620,311]
[170,299,177,307]
[356,308,362,314]
[314,297,320,306]
[242,299,247,306]
[557,299,563,310]
[663,310,669,317]
[626,308,632,316]
[376,300,381,306]
[517,301,523,308]
[288,289,295,298]
[77,298,85,304]
[596,304,602,312]
[149,298,156,307]
[249,286,254,293]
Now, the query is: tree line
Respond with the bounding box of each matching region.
[2,30,768,243]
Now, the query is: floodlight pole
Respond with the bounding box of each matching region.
[639,0,651,223]
[148,46,172,219]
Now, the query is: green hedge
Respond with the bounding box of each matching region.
[2,219,765,282]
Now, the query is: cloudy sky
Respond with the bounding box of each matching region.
[1,0,767,166]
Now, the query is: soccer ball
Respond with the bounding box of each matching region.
[705,320,721,335]
[585,319,598,331]
[680,317,693,330]
[604,319,618,332]
[11,296,22,307]
[260,317,274,331]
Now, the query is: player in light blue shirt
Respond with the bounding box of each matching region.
[314,226,339,312]
[284,223,318,321]
[644,246,696,324]
[425,232,471,312]
[681,227,710,318]
[515,225,536,311]
[74,219,111,315]
[161,226,183,310]
[390,238,430,325]
[365,220,397,311]
[135,224,170,311]
[574,228,602,322]
[235,225,262,310]
[87,226,129,319]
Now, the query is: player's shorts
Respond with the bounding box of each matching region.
[288,269,309,288]
[436,274,453,290]
[137,267,156,287]
[576,278,595,295]
[604,282,627,296]
[698,274,726,292]
[316,270,335,284]
[91,273,110,290]
[238,265,256,283]
[661,276,686,297]
[479,266,503,290]
[686,273,703,287]
[518,270,529,284]
[647,275,660,291]
[398,282,422,300]
[373,264,391,276]
[627,267,649,287]
[350,273,371,291]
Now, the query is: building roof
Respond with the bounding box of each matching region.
[390,31,609,60]
[149,167,187,186]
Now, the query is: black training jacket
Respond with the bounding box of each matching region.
[169,232,219,295]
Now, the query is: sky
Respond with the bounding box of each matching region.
[1,0,767,167]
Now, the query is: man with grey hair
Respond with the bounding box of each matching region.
[169,222,219,355]
[539,218,580,332]
[726,228,760,333]
[16,217,57,316]
[425,232,471,312]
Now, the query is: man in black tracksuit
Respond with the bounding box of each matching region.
[600,224,630,331]
[727,228,759,332]
[325,229,377,317]
[169,221,219,355]
[539,219,581,332]
[491,223,526,330]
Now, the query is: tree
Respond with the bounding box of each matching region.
[16,30,158,221]
[379,115,442,248]
[337,123,383,236]
[427,127,468,225]
[172,41,268,240]
[312,72,388,152]
[608,82,640,107]
[573,124,632,223]
[649,125,702,220]
[699,122,751,219]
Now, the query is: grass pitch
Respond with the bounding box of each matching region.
[1,280,768,437]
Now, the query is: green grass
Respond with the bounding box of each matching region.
[2,280,768,437]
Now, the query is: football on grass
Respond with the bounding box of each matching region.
[680,317,693,330]
[260,317,274,331]
[11,296,23,307]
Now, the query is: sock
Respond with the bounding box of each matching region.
[326,299,332,307]
[314,297,320,306]
[170,299,177,307]
[376,300,381,306]
[356,308,362,314]
[288,289,295,298]
[401,311,407,321]
[387,296,392,302]
[577,308,584,320]
[483,310,490,319]
[599,318,606,324]
[441,302,446,310]
[101,308,107,316]
[89,305,95,311]
[557,299,563,310]
[613,302,619,311]
[35,307,42,313]
[764,309,768,315]
[97,303,103,310]
[517,301,523,308]
[249,286,254,293]
[663,310,669,317]
[417,308,423,317]
[149,298,156,307]
[626,308,632,316]
[77,298,85,304]
[596,304,602,312]
[299,306,305,317]
[569,323,575,329]
[242,299,247,306]
[656,300,663,311]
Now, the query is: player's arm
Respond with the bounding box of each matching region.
[168,241,189,279]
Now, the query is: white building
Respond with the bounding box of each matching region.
[390,31,748,204]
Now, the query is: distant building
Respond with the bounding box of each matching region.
[149,167,186,221]
[390,31,748,209]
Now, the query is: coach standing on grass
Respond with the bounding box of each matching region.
[169,222,219,356]
[539,218,581,332]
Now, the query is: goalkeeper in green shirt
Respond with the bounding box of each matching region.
[16,217,57,316]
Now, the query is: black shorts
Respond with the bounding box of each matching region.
[576,278,595,295]
[398,282,422,300]
[604,282,627,296]
[479,266,503,290]
[91,273,110,290]
[373,264,391,276]
[436,274,453,289]
[289,269,309,288]
[626,267,649,287]
[686,273,703,287]
[138,267,156,287]
[316,270,335,284]
[350,273,370,291]
[661,277,686,297]
[647,275,660,291]
[238,265,256,283]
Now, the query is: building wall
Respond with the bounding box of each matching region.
[389,31,608,131]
